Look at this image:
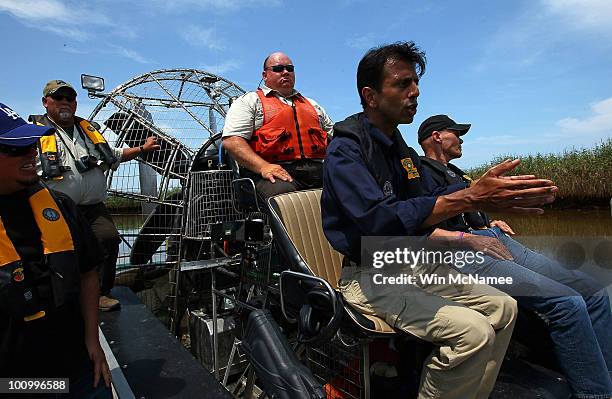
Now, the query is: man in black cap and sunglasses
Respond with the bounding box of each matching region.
[222,52,334,201]
[0,102,112,396]
[418,114,515,234]
[30,80,161,312]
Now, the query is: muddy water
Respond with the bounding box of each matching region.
[489,209,612,236]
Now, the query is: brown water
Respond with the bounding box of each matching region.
[489,209,612,236]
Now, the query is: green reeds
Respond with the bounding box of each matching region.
[467,138,612,205]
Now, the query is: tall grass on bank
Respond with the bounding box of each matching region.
[467,138,612,205]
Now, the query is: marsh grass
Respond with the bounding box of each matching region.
[467,139,612,206]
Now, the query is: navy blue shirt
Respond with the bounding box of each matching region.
[321,116,465,262]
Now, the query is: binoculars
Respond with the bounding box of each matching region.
[74,155,102,173]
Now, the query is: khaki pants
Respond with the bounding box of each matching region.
[339,263,517,399]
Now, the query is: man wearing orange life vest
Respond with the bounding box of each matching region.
[222,52,334,200]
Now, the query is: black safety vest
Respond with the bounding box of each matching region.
[29,114,117,180]
[0,184,80,322]
[420,157,490,231]
[333,113,426,200]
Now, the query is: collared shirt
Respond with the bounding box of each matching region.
[35,117,123,205]
[222,84,334,140]
[321,116,465,262]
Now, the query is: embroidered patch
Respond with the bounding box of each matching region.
[463,174,474,186]
[383,181,394,196]
[12,267,25,282]
[42,208,60,221]
[400,157,420,179]
[447,169,457,178]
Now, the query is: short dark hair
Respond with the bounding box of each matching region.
[357,41,427,108]
[263,55,270,70]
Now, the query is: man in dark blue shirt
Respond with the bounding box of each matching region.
[418,114,612,398]
[321,42,557,399]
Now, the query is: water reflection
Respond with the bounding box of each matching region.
[489,209,612,236]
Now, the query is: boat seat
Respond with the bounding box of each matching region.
[268,189,396,335]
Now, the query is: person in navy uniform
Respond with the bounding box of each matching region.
[321,41,559,399]
[0,102,111,397]
[418,113,612,398]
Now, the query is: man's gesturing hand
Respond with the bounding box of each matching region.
[467,159,557,214]
[261,163,293,183]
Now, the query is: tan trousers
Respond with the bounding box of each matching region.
[339,263,517,399]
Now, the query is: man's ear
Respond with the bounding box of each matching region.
[361,87,378,108]
[42,96,48,108]
[431,131,442,143]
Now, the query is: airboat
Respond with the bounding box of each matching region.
[82,69,572,399]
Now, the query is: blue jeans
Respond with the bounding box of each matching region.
[463,227,612,398]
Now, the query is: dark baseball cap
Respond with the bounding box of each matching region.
[417,114,471,143]
[43,80,77,97]
[0,102,55,147]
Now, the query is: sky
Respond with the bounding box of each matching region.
[1,0,611,168]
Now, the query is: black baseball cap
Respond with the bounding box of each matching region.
[417,114,471,143]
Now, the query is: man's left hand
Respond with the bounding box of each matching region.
[142,136,161,152]
[86,339,111,388]
[490,220,515,235]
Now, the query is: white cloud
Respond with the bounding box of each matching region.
[542,0,612,36]
[180,26,224,50]
[104,45,151,64]
[61,45,89,55]
[0,0,134,40]
[472,0,612,74]
[346,34,376,50]
[150,0,281,12]
[199,60,240,75]
[0,0,71,22]
[468,135,551,146]
[557,97,612,134]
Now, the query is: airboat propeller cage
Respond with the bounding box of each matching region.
[86,68,246,270]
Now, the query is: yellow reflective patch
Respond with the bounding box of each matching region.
[0,218,20,267]
[24,310,46,322]
[29,189,74,255]
[401,157,420,179]
[79,120,107,145]
[39,135,57,153]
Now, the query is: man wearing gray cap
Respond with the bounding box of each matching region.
[0,102,111,395]
[30,80,161,311]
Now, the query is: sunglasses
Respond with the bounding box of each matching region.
[49,93,76,102]
[0,143,37,157]
[267,64,295,73]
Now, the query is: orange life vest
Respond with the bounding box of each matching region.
[249,89,327,163]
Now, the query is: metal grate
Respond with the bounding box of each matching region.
[306,340,364,399]
[185,170,244,239]
[87,69,245,326]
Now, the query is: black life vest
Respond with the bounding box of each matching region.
[420,157,490,231]
[333,113,426,200]
[29,114,117,180]
[0,184,80,322]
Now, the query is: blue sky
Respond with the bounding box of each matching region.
[1,0,611,168]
